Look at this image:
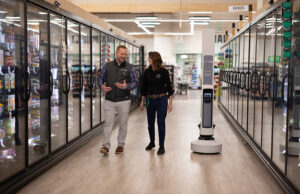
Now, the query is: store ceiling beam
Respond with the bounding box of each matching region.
[78,4,257,13]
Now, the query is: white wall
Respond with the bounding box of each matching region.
[154,35,176,64]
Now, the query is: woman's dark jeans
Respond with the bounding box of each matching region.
[146,95,168,147]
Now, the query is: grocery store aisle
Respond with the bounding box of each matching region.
[18,90,284,194]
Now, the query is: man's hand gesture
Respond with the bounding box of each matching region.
[115,80,127,90]
[101,83,112,92]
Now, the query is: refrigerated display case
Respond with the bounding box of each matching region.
[0,0,143,192]
[219,0,300,193]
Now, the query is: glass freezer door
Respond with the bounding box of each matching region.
[0,0,26,182]
[49,13,67,151]
[27,5,49,164]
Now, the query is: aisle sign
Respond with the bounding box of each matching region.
[229,5,248,12]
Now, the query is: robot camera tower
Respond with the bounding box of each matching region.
[191,55,222,154]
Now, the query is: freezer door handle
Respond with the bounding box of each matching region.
[50,72,53,97]
[240,72,246,89]
[235,71,241,89]
[250,71,258,93]
[26,71,31,102]
[66,71,71,93]
[245,72,251,91]
[88,69,93,89]
[268,74,273,99]
[281,74,288,106]
[79,70,84,91]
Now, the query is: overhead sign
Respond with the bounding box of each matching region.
[229,5,249,12]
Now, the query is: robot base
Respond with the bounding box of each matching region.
[191,139,222,154]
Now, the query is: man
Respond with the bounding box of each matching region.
[98,45,138,155]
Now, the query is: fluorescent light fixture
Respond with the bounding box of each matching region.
[128,32,148,35]
[181,55,188,59]
[141,22,161,25]
[105,19,238,23]
[0,11,7,14]
[189,16,211,20]
[68,24,79,27]
[189,11,212,14]
[135,21,151,35]
[193,21,209,25]
[143,25,156,28]
[136,16,157,20]
[28,19,47,22]
[6,16,20,19]
[28,27,39,33]
[28,22,39,25]
[39,12,47,15]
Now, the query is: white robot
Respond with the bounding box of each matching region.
[191,55,222,154]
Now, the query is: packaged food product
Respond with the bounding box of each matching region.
[4,51,13,66]
[0,103,4,114]
[10,74,15,89]
[0,73,3,90]
[0,49,4,66]
[4,74,10,90]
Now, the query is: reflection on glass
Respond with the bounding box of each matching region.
[273,8,286,172]
[254,20,266,147]
[239,35,244,126]
[243,31,249,132]
[100,33,106,122]
[107,35,115,61]
[27,5,49,164]
[92,30,101,126]
[67,20,80,141]
[248,25,257,138]
[262,13,276,158]
[50,13,67,151]
[287,0,300,190]
[81,25,91,133]
[235,38,240,122]
[0,0,26,182]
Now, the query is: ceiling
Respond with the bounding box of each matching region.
[68,0,267,36]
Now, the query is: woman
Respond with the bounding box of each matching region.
[139,51,174,155]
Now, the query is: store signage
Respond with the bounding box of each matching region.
[229,5,249,12]
[215,34,226,43]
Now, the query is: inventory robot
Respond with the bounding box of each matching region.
[191,55,222,154]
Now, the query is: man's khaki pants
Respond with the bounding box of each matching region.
[102,99,131,149]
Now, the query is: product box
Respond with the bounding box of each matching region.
[10,74,15,89]
[0,73,3,90]
[4,74,10,90]
[0,49,4,66]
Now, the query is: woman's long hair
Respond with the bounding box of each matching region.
[149,51,164,71]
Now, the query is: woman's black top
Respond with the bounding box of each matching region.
[141,67,174,97]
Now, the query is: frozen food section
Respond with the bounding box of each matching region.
[0,0,143,193]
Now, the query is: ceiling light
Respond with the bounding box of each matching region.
[128,32,149,35]
[189,16,211,20]
[252,11,256,14]
[189,11,213,14]
[39,12,47,15]
[141,22,161,25]
[0,11,7,14]
[143,25,156,28]
[135,21,151,35]
[105,19,238,23]
[193,21,209,25]
[28,22,39,25]
[136,16,158,20]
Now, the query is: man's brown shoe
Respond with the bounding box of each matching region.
[115,146,124,154]
[100,146,109,155]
